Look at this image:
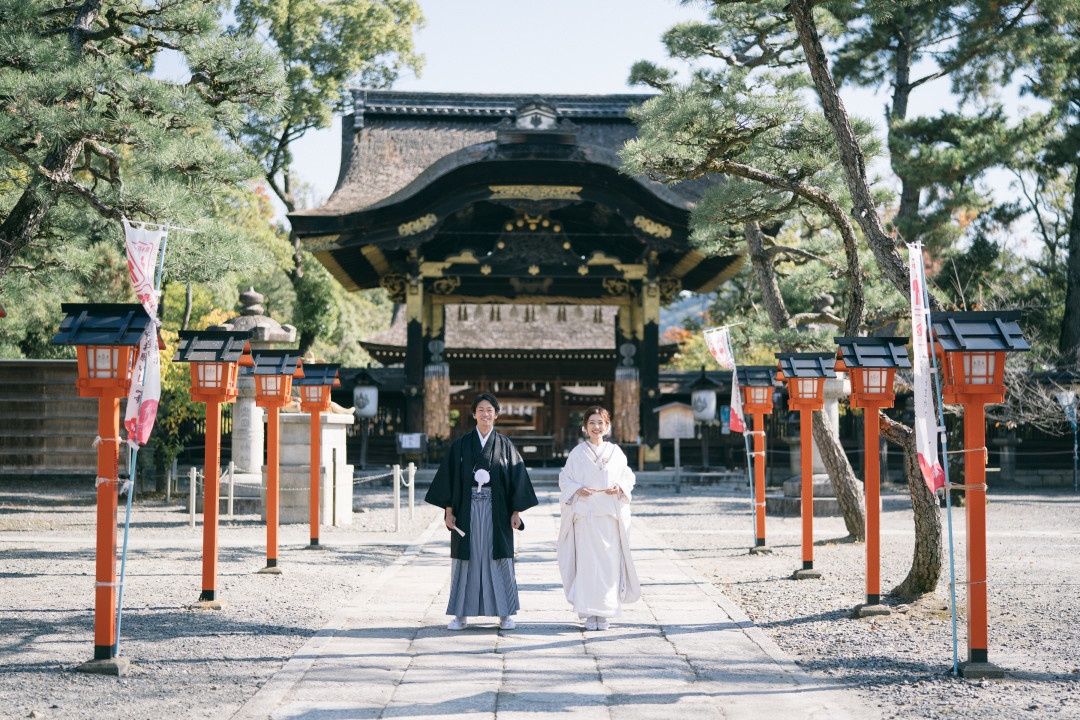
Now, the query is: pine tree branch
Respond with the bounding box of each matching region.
[790,310,844,328]
[765,244,827,263]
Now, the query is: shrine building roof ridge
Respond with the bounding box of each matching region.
[352,90,654,126]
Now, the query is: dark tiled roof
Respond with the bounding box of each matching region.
[297,89,711,218]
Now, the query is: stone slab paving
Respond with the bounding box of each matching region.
[232,492,874,720]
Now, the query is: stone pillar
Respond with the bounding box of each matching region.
[262,412,354,526]
[230,374,264,485]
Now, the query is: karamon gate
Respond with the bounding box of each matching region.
[290,91,742,461]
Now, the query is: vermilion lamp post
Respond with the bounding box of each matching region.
[738,366,778,555]
[931,311,1028,677]
[294,363,340,547]
[52,303,152,675]
[173,329,252,607]
[834,337,911,617]
[250,350,304,574]
[775,352,836,580]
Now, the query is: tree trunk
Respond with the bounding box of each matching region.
[812,409,866,541]
[181,282,193,331]
[1058,164,1080,366]
[880,411,943,598]
[889,16,924,244]
[745,222,867,539]
[787,0,935,309]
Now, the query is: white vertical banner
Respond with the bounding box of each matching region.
[907,242,946,493]
[703,327,745,433]
[122,220,166,447]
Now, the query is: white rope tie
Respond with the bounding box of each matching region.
[119,480,133,496]
[92,436,120,448]
[95,477,118,488]
[95,581,122,588]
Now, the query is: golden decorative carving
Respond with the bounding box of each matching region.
[615,263,647,280]
[586,251,621,266]
[602,278,631,296]
[577,265,589,276]
[509,277,553,294]
[398,213,438,237]
[431,276,461,295]
[489,185,583,201]
[658,277,682,305]
[480,264,492,275]
[633,216,672,239]
[380,273,406,304]
[528,265,540,276]
[301,234,342,252]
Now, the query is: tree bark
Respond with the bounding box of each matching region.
[880,412,943,598]
[889,15,924,241]
[1058,165,1080,366]
[812,409,865,541]
[181,282,193,331]
[745,222,867,539]
[787,0,937,310]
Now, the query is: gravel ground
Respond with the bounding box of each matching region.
[0,480,440,720]
[2,479,1078,720]
[631,483,1080,720]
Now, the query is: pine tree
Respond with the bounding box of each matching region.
[0,0,284,281]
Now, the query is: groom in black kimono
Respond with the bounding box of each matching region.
[425,393,538,630]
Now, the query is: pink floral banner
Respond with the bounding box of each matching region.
[907,243,946,493]
[122,221,165,447]
[703,327,745,433]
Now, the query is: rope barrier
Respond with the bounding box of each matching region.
[945,483,989,492]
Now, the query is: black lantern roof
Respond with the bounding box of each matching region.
[52,303,151,347]
[738,365,781,387]
[294,363,340,387]
[930,311,1029,353]
[173,330,252,364]
[833,337,912,370]
[689,367,724,391]
[248,349,303,376]
[349,367,383,387]
[775,352,836,379]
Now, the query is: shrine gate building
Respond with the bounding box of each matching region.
[289,91,742,463]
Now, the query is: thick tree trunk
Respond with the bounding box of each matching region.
[880,412,943,598]
[181,282,193,331]
[788,0,935,309]
[812,409,865,541]
[1058,165,1080,366]
[889,17,923,243]
[745,222,867,539]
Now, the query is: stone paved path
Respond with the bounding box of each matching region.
[232,492,873,720]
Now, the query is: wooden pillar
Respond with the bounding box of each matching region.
[423,301,449,441]
[753,412,767,548]
[309,409,321,546]
[264,406,280,570]
[552,380,564,453]
[404,273,424,433]
[201,400,221,600]
[864,407,881,605]
[965,402,989,664]
[93,395,121,660]
[641,277,660,450]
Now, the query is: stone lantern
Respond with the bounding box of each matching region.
[210,288,296,492]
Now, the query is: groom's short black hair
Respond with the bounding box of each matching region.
[471,393,500,415]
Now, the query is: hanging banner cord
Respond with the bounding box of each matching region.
[115,225,171,656]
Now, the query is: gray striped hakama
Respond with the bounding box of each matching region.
[446,488,520,618]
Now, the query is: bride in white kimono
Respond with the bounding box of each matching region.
[557,405,641,630]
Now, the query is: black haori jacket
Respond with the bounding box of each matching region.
[425,429,538,560]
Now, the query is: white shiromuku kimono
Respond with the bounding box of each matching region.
[557,440,641,619]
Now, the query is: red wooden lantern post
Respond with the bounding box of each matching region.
[738,366,778,554]
[775,353,835,579]
[931,311,1028,676]
[173,330,252,607]
[251,350,304,573]
[52,303,153,675]
[834,337,911,616]
[295,363,340,547]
